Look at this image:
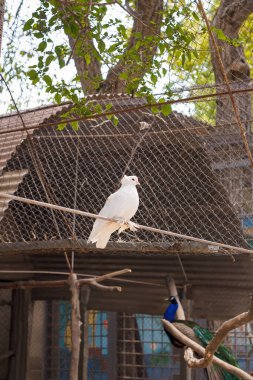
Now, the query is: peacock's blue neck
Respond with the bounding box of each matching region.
[164,302,178,322]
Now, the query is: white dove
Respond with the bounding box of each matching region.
[88,175,140,249]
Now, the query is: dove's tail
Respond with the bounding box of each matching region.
[88,222,119,249]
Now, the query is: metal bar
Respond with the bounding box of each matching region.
[1,87,253,136]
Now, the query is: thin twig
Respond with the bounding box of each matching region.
[1,192,252,254]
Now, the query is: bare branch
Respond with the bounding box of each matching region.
[196,293,253,367]
[162,319,253,380]
[93,268,132,283]
[89,281,122,292]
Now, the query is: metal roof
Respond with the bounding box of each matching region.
[0,240,251,319]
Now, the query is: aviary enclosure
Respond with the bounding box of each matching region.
[0,0,253,379]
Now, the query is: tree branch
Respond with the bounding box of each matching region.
[196,293,253,367]
[208,0,253,128]
[162,319,253,380]
[89,281,122,292]
[56,0,103,92]
[100,0,163,93]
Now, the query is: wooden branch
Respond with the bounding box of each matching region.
[0,268,131,291]
[89,280,122,292]
[1,193,253,254]
[162,319,253,380]
[93,269,131,283]
[194,294,253,367]
[69,274,81,380]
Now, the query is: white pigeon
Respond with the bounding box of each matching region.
[88,175,140,249]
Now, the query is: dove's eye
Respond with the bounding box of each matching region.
[132,178,135,181]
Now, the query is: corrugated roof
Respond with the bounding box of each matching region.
[0,103,68,225]
[0,169,28,221]
[0,240,251,319]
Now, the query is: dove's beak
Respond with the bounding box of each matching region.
[137,179,140,185]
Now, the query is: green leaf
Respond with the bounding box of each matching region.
[58,57,65,68]
[105,103,113,110]
[112,115,119,126]
[45,55,55,66]
[192,11,199,21]
[181,52,185,67]
[151,106,159,114]
[84,54,91,65]
[38,41,47,52]
[54,93,62,104]
[34,32,44,39]
[119,72,128,80]
[43,74,52,86]
[71,120,79,131]
[57,122,67,131]
[98,40,106,53]
[161,104,172,117]
[150,72,157,85]
[27,69,38,80]
[23,18,34,31]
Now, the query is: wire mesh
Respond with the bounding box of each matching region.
[0,95,251,253]
[0,0,253,256]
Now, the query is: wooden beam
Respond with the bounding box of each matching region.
[0,239,227,256]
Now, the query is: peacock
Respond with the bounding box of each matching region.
[163,296,240,380]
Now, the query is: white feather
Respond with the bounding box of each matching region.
[88,175,139,248]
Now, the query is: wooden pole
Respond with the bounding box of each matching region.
[69,274,81,380]
[79,286,91,380]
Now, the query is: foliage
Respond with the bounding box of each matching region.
[1,0,253,126]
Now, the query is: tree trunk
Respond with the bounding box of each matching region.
[100,0,163,93]
[59,0,163,94]
[210,0,253,129]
